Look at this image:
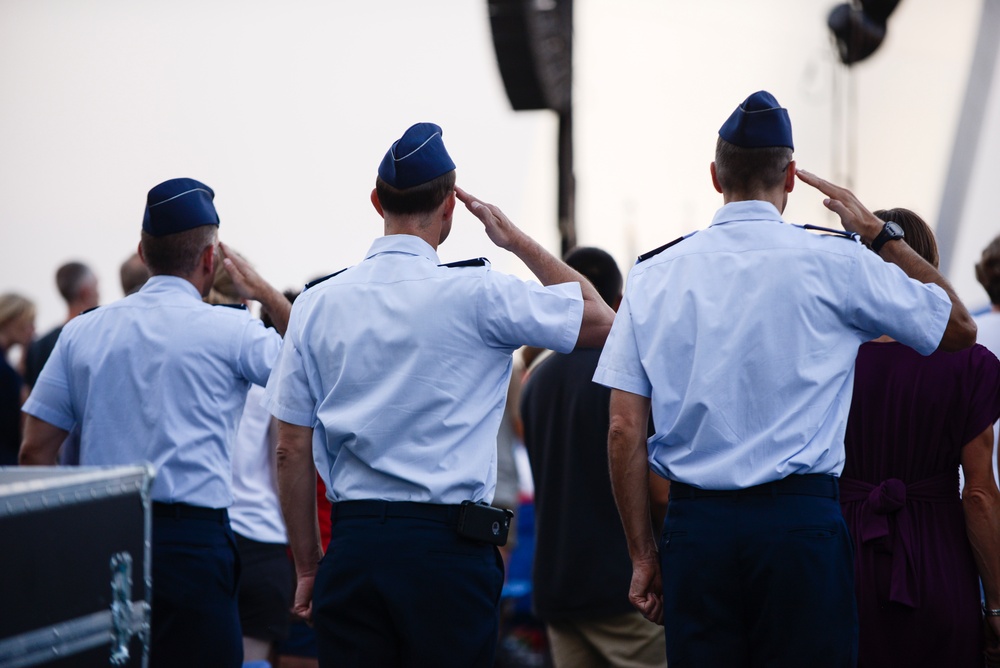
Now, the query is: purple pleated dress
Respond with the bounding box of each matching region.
[841,341,1000,667]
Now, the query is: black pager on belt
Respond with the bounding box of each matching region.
[457,501,514,546]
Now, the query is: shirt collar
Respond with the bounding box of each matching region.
[364,234,441,264]
[710,200,784,228]
[139,274,203,300]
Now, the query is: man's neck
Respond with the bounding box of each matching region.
[384,216,441,250]
[723,192,785,213]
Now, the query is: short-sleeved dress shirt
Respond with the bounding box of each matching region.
[593,200,952,489]
[23,275,282,507]
[264,234,584,505]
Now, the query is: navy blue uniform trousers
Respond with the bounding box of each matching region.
[150,505,242,668]
[313,501,505,668]
[660,475,858,667]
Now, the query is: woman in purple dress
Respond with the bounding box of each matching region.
[840,208,1000,667]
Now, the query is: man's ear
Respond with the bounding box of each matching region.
[136,240,145,264]
[370,189,384,216]
[442,190,456,221]
[785,159,796,193]
[202,242,216,276]
[710,162,723,194]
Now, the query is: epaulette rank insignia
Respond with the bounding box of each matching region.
[440,257,489,268]
[304,268,349,291]
[800,224,861,242]
[637,236,686,263]
[214,303,247,310]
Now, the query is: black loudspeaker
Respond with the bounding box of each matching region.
[487,0,572,113]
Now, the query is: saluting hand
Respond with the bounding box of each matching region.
[455,186,524,252]
[795,169,885,244]
[219,241,267,301]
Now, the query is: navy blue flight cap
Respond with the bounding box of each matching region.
[142,178,220,237]
[378,122,456,189]
[719,91,794,150]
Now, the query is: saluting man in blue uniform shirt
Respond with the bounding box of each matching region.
[594,91,978,667]
[20,178,292,668]
[265,122,615,668]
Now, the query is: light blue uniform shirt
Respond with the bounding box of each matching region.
[23,275,281,507]
[264,234,583,505]
[593,201,952,489]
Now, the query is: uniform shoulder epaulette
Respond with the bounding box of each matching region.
[80,305,100,315]
[799,224,861,242]
[637,236,686,263]
[214,303,247,310]
[304,267,349,291]
[440,257,489,268]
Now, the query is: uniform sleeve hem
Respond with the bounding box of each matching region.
[21,400,76,432]
[592,367,652,397]
[553,292,585,354]
[264,396,314,427]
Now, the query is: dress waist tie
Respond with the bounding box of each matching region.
[838,470,958,608]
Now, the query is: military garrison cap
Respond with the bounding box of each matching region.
[378,122,456,189]
[142,178,219,237]
[719,91,794,150]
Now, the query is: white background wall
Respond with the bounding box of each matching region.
[0,0,989,334]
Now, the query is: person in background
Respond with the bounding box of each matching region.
[20,177,291,667]
[520,246,668,668]
[596,90,976,667]
[120,251,151,297]
[23,261,99,389]
[266,122,615,667]
[839,208,1000,667]
[206,256,294,668]
[974,234,1000,488]
[0,293,35,465]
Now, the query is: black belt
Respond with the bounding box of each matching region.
[331,500,462,526]
[669,474,839,500]
[153,502,228,523]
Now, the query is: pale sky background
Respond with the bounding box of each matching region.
[0,0,993,335]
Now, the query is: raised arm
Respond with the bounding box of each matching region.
[961,424,1000,664]
[219,241,292,336]
[796,169,976,351]
[608,388,662,624]
[455,187,615,349]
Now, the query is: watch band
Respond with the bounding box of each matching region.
[870,221,903,254]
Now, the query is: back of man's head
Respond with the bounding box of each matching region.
[139,178,220,278]
[375,122,457,216]
[714,91,794,198]
[976,234,1000,306]
[565,246,622,308]
[55,262,96,305]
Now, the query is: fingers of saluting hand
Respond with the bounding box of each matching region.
[455,186,499,223]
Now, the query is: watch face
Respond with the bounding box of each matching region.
[886,221,904,237]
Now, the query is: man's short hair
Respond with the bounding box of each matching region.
[140,225,218,277]
[977,234,1000,306]
[375,170,456,216]
[873,208,939,268]
[714,138,792,195]
[564,246,622,307]
[55,262,94,303]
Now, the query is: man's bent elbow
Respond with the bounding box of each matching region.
[939,314,977,352]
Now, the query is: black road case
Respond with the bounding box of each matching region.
[0,466,154,667]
